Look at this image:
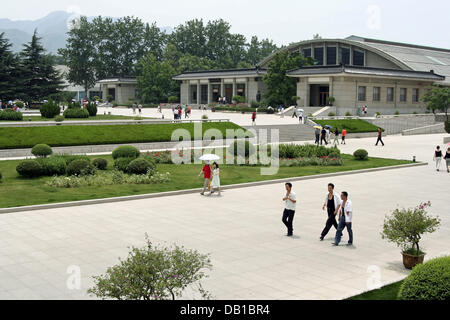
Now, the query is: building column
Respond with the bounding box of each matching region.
[187,81,191,104]
[232,78,237,98]
[336,43,340,65]
[245,78,249,105]
[197,80,201,105]
[207,82,212,105]
[220,79,225,98]
[305,78,309,108]
[324,43,327,66]
[350,45,354,66]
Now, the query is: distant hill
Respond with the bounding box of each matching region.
[0,11,173,54]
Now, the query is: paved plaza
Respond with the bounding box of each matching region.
[0,134,449,300]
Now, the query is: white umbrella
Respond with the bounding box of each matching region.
[298,108,304,112]
[199,154,220,161]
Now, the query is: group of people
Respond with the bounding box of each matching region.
[434,145,450,173]
[315,127,347,146]
[282,182,353,246]
[0,100,25,112]
[131,103,142,115]
[198,161,221,196]
[172,105,192,120]
[217,96,228,105]
[291,107,304,124]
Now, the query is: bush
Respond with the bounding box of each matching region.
[250,101,261,108]
[233,95,246,104]
[36,156,67,176]
[445,121,450,134]
[375,111,382,116]
[86,102,98,116]
[16,160,43,178]
[201,115,209,120]
[394,111,400,116]
[67,159,96,176]
[398,256,450,300]
[112,146,140,160]
[40,100,60,118]
[67,101,82,109]
[0,109,23,121]
[353,149,369,160]
[278,144,341,159]
[87,235,212,300]
[345,112,352,117]
[60,154,91,165]
[55,115,64,122]
[168,96,179,103]
[229,140,256,158]
[126,158,155,175]
[328,112,336,117]
[114,157,134,172]
[93,158,108,170]
[63,108,89,119]
[15,101,24,109]
[31,144,53,158]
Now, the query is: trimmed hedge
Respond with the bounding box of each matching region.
[16,160,43,178]
[86,102,98,116]
[126,158,155,175]
[40,101,60,119]
[0,109,23,121]
[31,144,53,158]
[353,149,369,160]
[112,146,140,160]
[67,159,96,176]
[93,158,108,170]
[60,155,91,166]
[278,144,341,159]
[398,256,450,300]
[229,140,256,158]
[63,108,89,119]
[36,156,67,176]
[114,157,134,172]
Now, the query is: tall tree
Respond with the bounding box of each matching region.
[423,85,450,120]
[20,30,64,103]
[140,22,167,61]
[58,16,97,97]
[246,36,278,66]
[169,19,207,58]
[0,32,20,101]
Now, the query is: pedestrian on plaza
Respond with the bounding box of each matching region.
[292,106,297,118]
[299,110,304,124]
[218,96,222,105]
[375,128,384,146]
[138,103,142,115]
[210,162,221,196]
[320,183,341,241]
[341,128,347,145]
[188,106,192,117]
[132,103,137,114]
[434,146,443,172]
[333,127,340,146]
[252,111,257,126]
[326,127,331,142]
[198,161,212,196]
[315,128,321,145]
[185,106,189,119]
[444,147,450,173]
[223,97,227,105]
[364,106,368,116]
[282,182,297,237]
[173,107,179,120]
[320,127,328,145]
[333,191,353,246]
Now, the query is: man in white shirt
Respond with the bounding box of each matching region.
[333,191,353,246]
[282,183,297,237]
[320,183,341,241]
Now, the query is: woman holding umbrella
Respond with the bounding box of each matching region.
[198,154,221,195]
[210,162,221,196]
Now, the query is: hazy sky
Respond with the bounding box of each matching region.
[1,0,449,48]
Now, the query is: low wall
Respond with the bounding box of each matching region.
[444,137,450,144]
[402,123,446,136]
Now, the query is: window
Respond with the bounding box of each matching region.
[326,47,337,65]
[314,47,324,65]
[373,87,381,101]
[400,88,407,102]
[387,87,394,102]
[412,88,419,102]
[302,48,312,58]
[340,47,350,65]
[358,86,367,101]
[353,50,365,66]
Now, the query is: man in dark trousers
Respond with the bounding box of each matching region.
[320,127,328,145]
[282,183,297,237]
[320,183,341,241]
[375,128,385,146]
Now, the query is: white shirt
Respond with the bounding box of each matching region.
[340,199,353,223]
[324,192,342,211]
[284,191,297,211]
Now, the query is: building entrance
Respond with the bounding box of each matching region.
[309,84,329,106]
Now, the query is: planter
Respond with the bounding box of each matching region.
[402,252,425,269]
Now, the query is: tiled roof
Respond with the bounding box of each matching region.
[173,68,267,80]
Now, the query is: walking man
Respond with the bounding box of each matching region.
[299,110,304,124]
[375,128,385,146]
[251,111,257,126]
[320,183,341,241]
[434,146,443,172]
[341,128,347,145]
[320,127,328,145]
[198,161,212,196]
[333,127,340,146]
[333,191,353,246]
[292,106,297,118]
[315,128,321,146]
[282,183,297,237]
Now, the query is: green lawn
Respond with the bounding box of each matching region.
[17,115,149,121]
[314,119,382,133]
[0,154,411,208]
[347,281,403,300]
[0,122,249,149]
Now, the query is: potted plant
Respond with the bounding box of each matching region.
[327,96,335,106]
[381,202,440,269]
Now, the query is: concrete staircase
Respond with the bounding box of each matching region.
[244,124,316,142]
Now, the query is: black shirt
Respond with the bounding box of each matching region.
[327,197,335,212]
[444,152,450,159]
[435,150,442,157]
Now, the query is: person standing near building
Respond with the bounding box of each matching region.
[341,128,347,145]
[333,191,353,246]
[292,106,297,118]
[375,128,385,146]
[138,103,142,115]
[315,128,321,145]
[282,183,297,237]
[132,103,137,114]
[434,146,443,172]
[251,111,257,126]
[173,107,178,120]
[210,162,221,196]
[333,127,340,146]
[444,147,450,173]
[198,161,212,196]
[299,110,304,124]
[320,183,341,241]
[320,127,328,145]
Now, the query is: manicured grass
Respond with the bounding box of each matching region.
[314,119,382,133]
[347,281,403,300]
[17,115,149,121]
[0,122,249,149]
[0,154,411,208]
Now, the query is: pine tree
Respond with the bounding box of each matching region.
[20,29,64,103]
[0,32,20,101]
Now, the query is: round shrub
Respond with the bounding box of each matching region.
[126,158,155,175]
[63,108,89,119]
[16,160,43,178]
[353,149,369,160]
[86,102,98,116]
[229,140,256,158]
[61,155,91,165]
[345,112,352,117]
[93,158,108,170]
[398,256,450,300]
[55,115,64,122]
[36,156,67,176]
[114,157,134,172]
[15,101,24,109]
[40,100,60,118]
[112,146,140,160]
[31,144,53,158]
[67,159,96,176]
[328,112,336,117]
[201,115,209,120]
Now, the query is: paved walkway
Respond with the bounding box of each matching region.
[0,134,449,300]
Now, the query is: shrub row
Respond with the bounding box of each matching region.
[0,109,23,121]
[63,108,89,119]
[277,144,341,159]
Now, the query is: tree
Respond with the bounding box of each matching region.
[20,30,64,103]
[246,36,278,66]
[169,19,207,58]
[140,22,167,61]
[423,85,450,121]
[137,53,177,103]
[263,51,313,106]
[88,235,212,300]
[58,16,97,97]
[0,32,21,101]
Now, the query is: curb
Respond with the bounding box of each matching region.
[0,162,426,215]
